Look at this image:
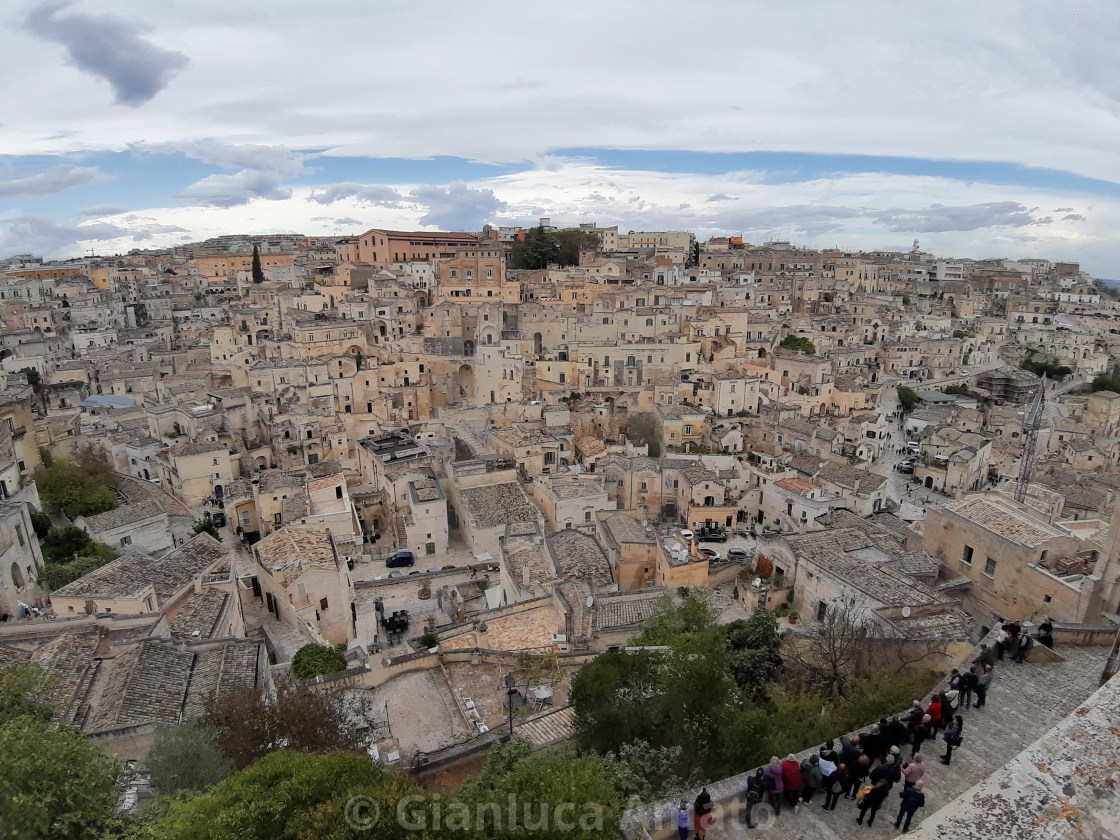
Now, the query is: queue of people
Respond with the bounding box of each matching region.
[670,658,998,837]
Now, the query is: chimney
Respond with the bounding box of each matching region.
[522,566,530,589]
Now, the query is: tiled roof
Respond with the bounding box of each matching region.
[168,589,229,639]
[52,533,228,604]
[254,526,337,586]
[172,440,227,457]
[946,497,1063,547]
[599,512,656,546]
[592,589,667,630]
[461,483,538,529]
[546,530,612,582]
[79,499,164,533]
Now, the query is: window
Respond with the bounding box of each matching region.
[984,557,997,577]
[320,598,329,611]
[962,545,973,565]
[585,511,592,522]
[641,481,647,491]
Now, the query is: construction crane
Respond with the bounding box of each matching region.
[1014,376,1047,504]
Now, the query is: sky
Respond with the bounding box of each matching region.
[3,1,1120,275]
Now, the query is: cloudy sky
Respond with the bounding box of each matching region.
[3,1,1120,275]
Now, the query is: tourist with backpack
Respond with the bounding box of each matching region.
[855,780,890,827]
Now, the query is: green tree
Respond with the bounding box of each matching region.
[40,554,117,591]
[192,518,222,541]
[901,293,912,306]
[779,334,816,354]
[1092,367,1120,394]
[509,225,599,269]
[896,385,919,415]
[35,458,117,519]
[0,716,124,839]
[202,678,367,770]
[146,720,232,794]
[687,240,700,268]
[625,412,662,457]
[723,610,783,696]
[29,507,53,539]
[251,244,265,283]
[290,644,347,680]
[40,525,96,563]
[0,663,57,726]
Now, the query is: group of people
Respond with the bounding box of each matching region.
[996,618,1053,662]
[671,659,1000,837]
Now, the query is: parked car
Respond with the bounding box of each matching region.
[699,547,721,561]
[679,529,695,542]
[899,465,915,475]
[210,511,227,528]
[727,548,749,561]
[386,550,415,568]
[441,564,456,570]
[698,527,728,543]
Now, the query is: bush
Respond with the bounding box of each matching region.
[290,644,346,680]
[147,720,232,794]
[779,334,816,354]
[896,385,919,415]
[419,633,438,649]
[35,458,116,519]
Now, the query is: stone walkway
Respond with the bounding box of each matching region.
[629,643,1108,840]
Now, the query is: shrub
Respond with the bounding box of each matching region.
[290,644,346,680]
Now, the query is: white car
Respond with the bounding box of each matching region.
[699,547,721,561]
[679,529,695,542]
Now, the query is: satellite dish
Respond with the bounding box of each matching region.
[901,606,912,618]
[586,596,594,608]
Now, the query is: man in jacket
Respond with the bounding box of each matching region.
[895,780,926,833]
[976,664,994,708]
[958,666,979,709]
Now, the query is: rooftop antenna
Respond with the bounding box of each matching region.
[1014,375,1047,504]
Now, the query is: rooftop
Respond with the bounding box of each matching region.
[460,483,538,529]
[78,499,165,533]
[52,533,228,605]
[254,526,338,586]
[946,496,1065,547]
[546,529,613,582]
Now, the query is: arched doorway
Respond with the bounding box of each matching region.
[533,333,542,355]
[924,476,934,489]
[457,364,475,400]
[464,339,476,357]
[10,562,24,589]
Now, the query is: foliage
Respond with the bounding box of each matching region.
[509,225,600,269]
[251,244,265,283]
[30,507,54,539]
[147,720,232,795]
[21,366,42,388]
[952,329,969,338]
[290,644,347,680]
[687,240,700,268]
[779,334,816,354]
[901,294,911,306]
[35,456,117,519]
[722,610,783,697]
[1021,357,1070,379]
[192,518,222,541]
[41,525,97,563]
[418,632,438,649]
[201,678,367,770]
[754,553,773,578]
[625,412,662,457]
[0,663,57,726]
[1092,367,1120,394]
[0,715,124,839]
[896,385,919,415]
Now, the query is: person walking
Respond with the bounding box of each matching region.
[959,666,978,709]
[943,685,960,717]
[800,754,822,805]
[744,770,765,830]
[823,763,849,811]
[670,800,690,840]
[976,665,994,708]
[911,715,933,758]
[902,754,925,789]
[855,780,890,827]
[1038,617,1054,649]
[763,757,784,817]
[694,789,713,840]
[940,715,964,765]
[895,780,926,833]
[1014,632,1034,664]
[870,755,901,790]
[781,754,803,812]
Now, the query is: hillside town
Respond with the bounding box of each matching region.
[1,225,1118,836]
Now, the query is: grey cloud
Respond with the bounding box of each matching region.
[0,214,186,257]
[175,170,294,207]
[0,165,106,198]
[25,2,189,106]
[333,217,362,226]
[1063,213,1086,222]
[309,183,405,206]
[1054,206,1074,212]
[723,205,863,237]
[77,204,127,217]
[706,193,736,202]
[155,142,307,208]
[410,182,507,230]
[872,201,1043,232]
